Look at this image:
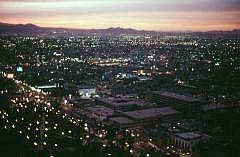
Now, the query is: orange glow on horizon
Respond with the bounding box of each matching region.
[0,0,240,31]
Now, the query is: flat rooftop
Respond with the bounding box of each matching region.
[122,107,180,120]
[96,97,153,107]
[109,116,135,125]
[175,132,202,140]
[153,91,200,103]
[86,105,114,116]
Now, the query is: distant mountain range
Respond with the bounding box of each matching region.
[0,23,42,33]
[0,22,239,35]
[0,22,157,34]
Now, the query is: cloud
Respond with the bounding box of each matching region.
[0,0,239,31]
[1,0,240,13]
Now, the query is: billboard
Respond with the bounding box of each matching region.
[6,73,14,79]
[17,67,23,72]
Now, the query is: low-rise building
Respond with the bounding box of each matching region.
[109,107,180,128]
[146,91,203,113]
[96,96,154,111]
[169,132,210,152]
[85,105,114,121]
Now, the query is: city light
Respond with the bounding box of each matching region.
[0,15,239,157]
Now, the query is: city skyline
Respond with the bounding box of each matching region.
[0,0,240,31]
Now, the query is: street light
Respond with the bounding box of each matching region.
[34,142,38,146]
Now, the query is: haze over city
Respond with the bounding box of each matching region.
[0,0,240,31]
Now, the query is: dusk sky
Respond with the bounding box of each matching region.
[0,0,240,31]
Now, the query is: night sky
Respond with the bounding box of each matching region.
[0,0,240,31]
